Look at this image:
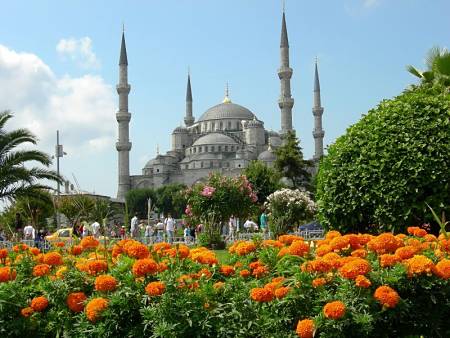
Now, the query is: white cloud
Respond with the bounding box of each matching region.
[363,0,380,8]
[56,37,100,69]
[0,44,115,159]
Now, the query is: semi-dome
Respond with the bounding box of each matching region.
[197,102,255,122]
[192,133,237,146]
[258,149,276,162]
[172,126,188,134]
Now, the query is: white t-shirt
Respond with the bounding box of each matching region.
[130,216,138,232]
[184,228,190,237]
[24,225,35,239]
[156,222,164,231]
[91,222,100,235]
[145,225,153,237]
[165,218,175,232]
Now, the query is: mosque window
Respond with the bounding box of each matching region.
[238,164,241,168]
[205,146,208,152]
[201,162,203,168]
[225,145,228,151]
[211,146,215,152]
[228,121,231,129]
[218,146,222,151]
[219,122,223,130]
[156,169,160,173]
[236,122,240,130]
[185,165,188,169]
[182,145,185,148]
[199,146,202,152]
[211,122,215,130]
[210,161,213,168]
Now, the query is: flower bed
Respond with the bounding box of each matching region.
[1,228,450,337]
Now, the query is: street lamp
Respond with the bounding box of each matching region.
[54,130,67,227]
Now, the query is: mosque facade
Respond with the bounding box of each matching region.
[115,11,325,200]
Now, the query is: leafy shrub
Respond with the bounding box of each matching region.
[317,85,450,233]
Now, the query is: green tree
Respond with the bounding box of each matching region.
[407,46,450,87]
[155,183,187,218]
[0,111,61,202]
[243,160,282,204]
[56,194,94,226]
[15,190,54,229]
[125,188,156,219]
[316,84,450,234]
[274,131,311,190]
[90,198,113,225]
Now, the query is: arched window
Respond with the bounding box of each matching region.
[228,121,232,130]
[219,122,223,130]
[210,161,213,168]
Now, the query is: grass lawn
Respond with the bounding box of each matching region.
[214,249,231,264]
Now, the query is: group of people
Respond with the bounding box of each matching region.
[226,210,269,240]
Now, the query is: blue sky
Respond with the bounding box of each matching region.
[0,0,449,197]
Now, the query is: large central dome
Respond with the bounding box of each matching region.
[197,102,255,122]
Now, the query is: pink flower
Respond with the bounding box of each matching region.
[185,205,193,216]
[250,192,258,203]
[201,186,216,197]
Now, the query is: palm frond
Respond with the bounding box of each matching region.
[406,65,423,79]
[435,53,450,76]
[0,111,13,131]
[0,149,52,167]
[425,46,443,70]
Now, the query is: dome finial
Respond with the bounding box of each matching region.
[223,82,231,103]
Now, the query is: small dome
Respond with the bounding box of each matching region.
[192,133,237,146]
[258,149,276,162]
[247,118,264,128]
[144,155,162,168]
[172,126,188,134]
[268,130,280,137]
[198,102,255,122]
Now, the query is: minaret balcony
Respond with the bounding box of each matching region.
[116,141,132,151]
[277,66,293,79]
[278,97,294,108]
[313,130,325,138]
[312,107,324,116]
[116,111,131,122]
[116,84,131,94]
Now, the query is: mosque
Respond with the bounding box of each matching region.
[115,11,325,200]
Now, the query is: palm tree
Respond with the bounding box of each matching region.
[407,46,450,86]
[0,111,62,202]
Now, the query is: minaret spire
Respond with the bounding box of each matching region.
[312,58,325,162]
[184,71,194,126]
[278,8,294,134]
[116,29,132,200]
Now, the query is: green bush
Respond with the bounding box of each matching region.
[317,84,450,233]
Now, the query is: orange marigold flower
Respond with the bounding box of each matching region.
[277,247,290,258]
[265,281,282,292]
[439,238,450,253]
[67,292,87,313]
[86,260,108,275]
[355,275,372,288]
[250,287,274,302]
[55,241,65,248]
[322,252,342,269]
[29,247,40,256]
[31,296,49,312]
[126,243,150,259]
[323,301,346,319]
[367,233,403,254]
[351,249,367,258]
[85,297,108,322]
[252,265,269,278]
[395,245,418,260]
[152,242,172,254]
[158,261,169,272]
[240,269,251,278]
[177,244,190,259]
[132,258,158,277]
[330,236,350,251]
[213,281,225,290]
[0,248,8,259]
[274,286,290,299]
[235,241,257,256]
[435,259,450,279]
[95,275,118,292]
[261,239,284,248]
[43,252,63,266]
[0,266,16,282]
[339,258,371,280]
[33,264,51,277]
[13,244,28,252]
[296,319,315,338]
[325,230,342,241]
[145,281,165,296]
[312,277,327,288]
[424,234,437,242]
[71,245,83,256]
[358,234,374,246]
[374,285,400,308]
[379,254,400,268]
[249,260,263,270]
[21,307,34,318]
[345,234,363,250]
[272,276,285,283]
[190,248,218,265]
[316,244,332,257]
[302,259,332,273]
[288,241,310,257]
[80,236,99,249]
[405,255,434,277]
[196,267,212,279]
[220,265,235,276]
[55,266,68,279]
[278,235,304,245]
[407,226,427,237]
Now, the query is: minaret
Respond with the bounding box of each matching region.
[278,10,294,134]
[312,60,325,160]
[184,72,194,126]
[116,29,132,200]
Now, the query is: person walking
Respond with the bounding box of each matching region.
[259,209,268,235]
[228,215,236,242]
[164,214,175,244]
[130,214,139,238]
[144,222,153,244]
[23,224,35,241]
[155,219,164,242]
[91,221,100,238]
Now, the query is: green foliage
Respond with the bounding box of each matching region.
[317,85,450,233]
[14,190,54,229]
[155,184,187,218]
[125,188,156,219]
[0,111,62,203]
[243,160,282,204]
[274,131,312,190]
[407,46,450,87]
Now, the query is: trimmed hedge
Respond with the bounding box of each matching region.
[317,85,450,233]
